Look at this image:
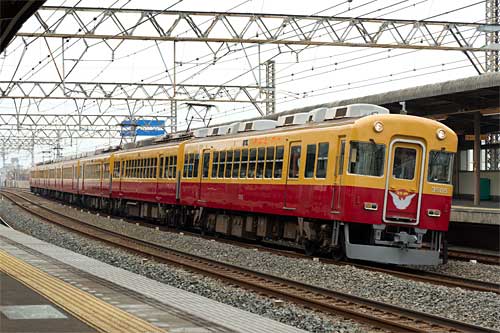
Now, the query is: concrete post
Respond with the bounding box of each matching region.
[473,112,481,205]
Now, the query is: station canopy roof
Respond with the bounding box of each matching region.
[0,0,45,53]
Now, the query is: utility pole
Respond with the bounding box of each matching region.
[265,60,276,116]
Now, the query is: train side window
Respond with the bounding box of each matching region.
[212,151,219,178]
[186,153,193,178]
[274,146,284,178]
[218,151,226,178]
[165,156,170,178]
[349,141,385,177]
[232,149,241,178]
[256,147,265,178]
[173,156,177,178]
[288,145,301,179]
[248,148,257,178]
[265,146,275,178]
[240,149,248,178]
[153,157,158,178]
[304,144,316,178]
[183,154,188,178]
[338,140,345,175]
[159,157,164,178]
[225,150,233,178]
[316,142,329,178]
[193,153,200,178]
[202,152,210,178]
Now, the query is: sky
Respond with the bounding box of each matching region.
[0,0,488,166]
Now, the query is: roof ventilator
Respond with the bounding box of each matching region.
[277,113,308,127]
[238,119,277,132]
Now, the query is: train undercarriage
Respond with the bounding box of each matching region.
[32,187,447,265]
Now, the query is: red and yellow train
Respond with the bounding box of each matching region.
[30,104,457,265]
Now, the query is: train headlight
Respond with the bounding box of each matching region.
[373,121,384,133]
[436,129,446,140]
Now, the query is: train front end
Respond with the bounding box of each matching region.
[341,114,457,265]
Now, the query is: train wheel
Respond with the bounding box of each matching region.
[304,240,318,256]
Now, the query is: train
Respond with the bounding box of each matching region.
[30,104,457,265]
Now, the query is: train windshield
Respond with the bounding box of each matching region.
[348,141,385,177]
[428,151,454,184]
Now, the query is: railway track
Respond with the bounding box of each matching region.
[1,189,497,333]
[447,248,500,266]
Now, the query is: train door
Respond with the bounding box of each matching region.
[198,149,210,203]
[283,141,301,210]
[331,137,346,213]
[383,140,425,225]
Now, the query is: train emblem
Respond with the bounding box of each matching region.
[389,190,416,210]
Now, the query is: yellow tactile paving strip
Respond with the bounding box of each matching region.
[0,250,167,333]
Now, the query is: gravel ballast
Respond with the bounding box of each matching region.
[0,198,367,333]
[2,194,500,330]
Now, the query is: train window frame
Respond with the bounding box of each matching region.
[427,150,454,185]
[316,142,329,179]
[193,153,200,178]
[232,149,241,178]
[265,146,275,179]
[347,141,386,178]
[240,148,249,178]
[304,144,316,178]
[274,145,284,179]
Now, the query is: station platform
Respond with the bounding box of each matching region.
[0,226,306,333]
[451,199,500,225]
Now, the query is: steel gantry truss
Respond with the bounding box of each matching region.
[19,7,497,52]
[3,5,499,160]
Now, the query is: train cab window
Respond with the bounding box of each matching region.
[202,152,210,178]
[218,151,226,178]
[265,146,275,178]
[288,145,301,179]
[256,147,265,178]
[240,149,249,178]
[316,142,329,178]
[304,144,316,178]
[225,150,233,178]
[428,151,453,184]
[392,148,416,180]
[349,141,385,177]
[248,148,257,178]
[274,146,284,178]
[233,150,241,178]
[212,151,219,178]
[193,153,200,178]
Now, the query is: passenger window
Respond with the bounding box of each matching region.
[256,147,265,178]
[202,152,210,178]
[392,147,416,180]
[187,154,193,178]
[316,142,329,178]
[172,156,177,178]
[183,154,188,178]
[304,144,316,178]
[240,149,249,178]
[274,146,284,178]
[338,140,345,175]
[225,150,233,178]
[248,148,257,178]
[166,156,171,178]
[159,157,164,178]
[265,146,274,178]
[212,151,219,178]
[349,141,385,177]
[232,150,240,178]
[218,151,226,178]
[193,153,200,178]
[288,145,301,179]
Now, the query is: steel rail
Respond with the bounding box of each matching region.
[1,189,496,333]
[447,249,500,266]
